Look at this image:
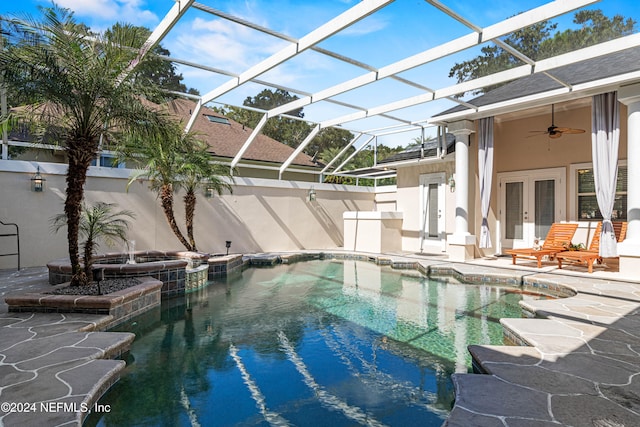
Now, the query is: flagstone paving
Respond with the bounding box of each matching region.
[0,267,134,427]
[442,269,640,427]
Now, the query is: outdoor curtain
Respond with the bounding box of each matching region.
[478,117,494,248]
[592,91,620,257]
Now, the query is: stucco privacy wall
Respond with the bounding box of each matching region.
[0,160,375,269]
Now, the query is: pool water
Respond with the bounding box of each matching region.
[88,260,541,426]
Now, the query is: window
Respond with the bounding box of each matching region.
[204,115,230,125]
[577,166,627,220]
[91,154,124,168]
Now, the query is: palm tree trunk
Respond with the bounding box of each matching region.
[160,184,192,251]
[184,190,197,251]
[83,238,94,281]
[66,144,93,286]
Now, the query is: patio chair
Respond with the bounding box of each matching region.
[504,222,579,268]
[556,221,627,273]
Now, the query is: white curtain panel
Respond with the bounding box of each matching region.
[478,117,494,248]
[591,92,620,257]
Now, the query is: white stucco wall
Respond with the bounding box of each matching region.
[394,160,456,254]
[0,160,375,268]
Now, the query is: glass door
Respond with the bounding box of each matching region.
[498,168,565,251]
[534,179,555,239]
[505,180,526,244]
[419,173,446,252]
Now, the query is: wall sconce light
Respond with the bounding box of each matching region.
[448,174,456,193]
[31,166,46,192]
[225,240,232,255]
[308,186,316,202]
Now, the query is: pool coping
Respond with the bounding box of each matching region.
[4,277,162,330]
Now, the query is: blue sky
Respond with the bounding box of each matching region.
[2,0,640,146]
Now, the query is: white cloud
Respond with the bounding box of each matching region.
[53,0,159,27]
[338,13,388,36]
[170,16,288,74]
[159,1,395,104]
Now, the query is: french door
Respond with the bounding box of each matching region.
[419,173,446,252]
[498,168,565,251]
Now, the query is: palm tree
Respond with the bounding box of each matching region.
[179,139,234,251]
[123,121,194,251]
[123,122,234,252]
[0,6,171,285]
[51,202,135,280]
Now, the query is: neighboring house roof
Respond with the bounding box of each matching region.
[435,45,640,118]
[378,133,456,164]
[166,98,320,168]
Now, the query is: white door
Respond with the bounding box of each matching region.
[419,173,446,252]
[498,168,565,250]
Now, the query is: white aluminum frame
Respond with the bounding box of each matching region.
[123,0,639,178]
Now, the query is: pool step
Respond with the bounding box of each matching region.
[519,292,640,325]
[448,291,640,426]
[0,314,135,427]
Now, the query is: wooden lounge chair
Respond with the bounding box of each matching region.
[556,221,627,273]
[504,222,579,268]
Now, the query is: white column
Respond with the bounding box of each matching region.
[617,83,640,276]
[447,120,476,261]
[454,131,471,236]
[1,84,7,160]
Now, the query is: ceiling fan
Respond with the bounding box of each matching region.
[529,104,585,139]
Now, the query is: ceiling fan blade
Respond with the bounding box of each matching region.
[527,131,548,138]
[558,128,585,134]
[526,104,586,138]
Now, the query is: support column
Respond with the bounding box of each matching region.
[1,83,7,160]
[618,84,640,275]
[447,120,476,262]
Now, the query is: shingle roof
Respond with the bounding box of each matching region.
[435,45,640,117]
[166,98,320,168]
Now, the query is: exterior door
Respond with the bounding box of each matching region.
[419,173,446,252]
[498,168,565,251]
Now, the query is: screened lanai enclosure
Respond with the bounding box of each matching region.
[2,0,640,272]
[4,0,640,180]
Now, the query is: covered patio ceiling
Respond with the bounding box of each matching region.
[143,0,640,179]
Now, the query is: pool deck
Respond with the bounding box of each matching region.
[433,256,640,427]
[0,267,134,427]
[1,254,640,426]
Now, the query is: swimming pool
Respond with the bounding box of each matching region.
[88,259,542,426]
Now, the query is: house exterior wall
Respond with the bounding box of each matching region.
[392,102,630,257]
[394,160,456,253]
[0,160,374,269]
[481,103,628,254]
